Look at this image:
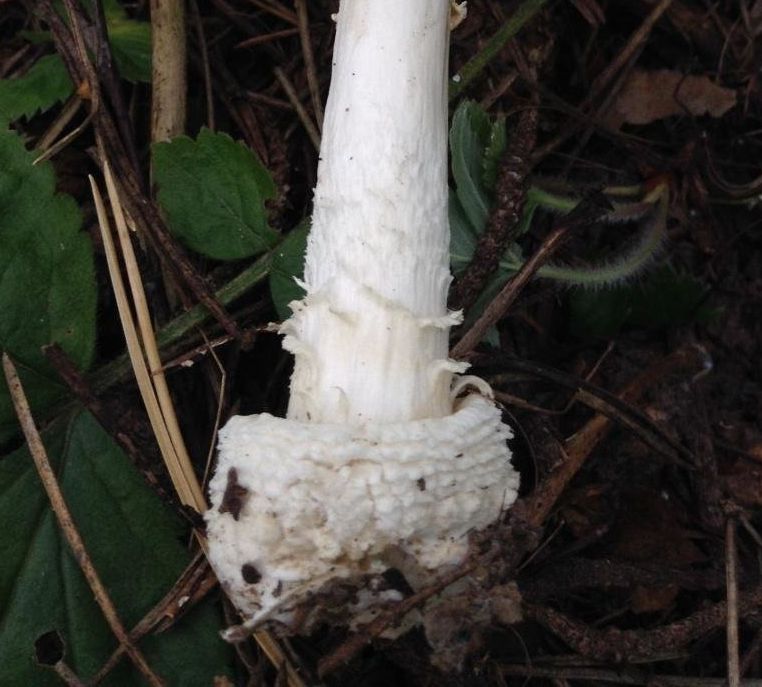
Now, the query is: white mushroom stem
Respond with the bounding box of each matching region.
[206,0,519,629]
[284,0,456,424]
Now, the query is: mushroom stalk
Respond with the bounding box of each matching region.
[206,0,519,629]
[285,0,455,425]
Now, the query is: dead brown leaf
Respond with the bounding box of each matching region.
[604,69,736,129]
[612,489,705,614]
[613,489,704,566]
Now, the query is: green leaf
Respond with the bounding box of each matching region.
[0,128,96,441]
[108,15,152,83]
[449,191,477,276]
[449,101,492,233]
[97,0,152,83]
[568,265,715,339]
[19,2,151,84]
[270,221,309,321]
[153,129,278,260]
[482,115,507,191]
[0,411,233,686]
[0,54,73,123]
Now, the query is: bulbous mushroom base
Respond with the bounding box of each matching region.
[205,394,519,630]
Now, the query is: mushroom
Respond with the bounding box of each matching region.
[205,0,519,629]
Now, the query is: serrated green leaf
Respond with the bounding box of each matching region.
[270,221,309,321]
[0,54,73,123]
[154,129,278,260]
[568,265,715,339]
[0,128,96,441]
[0,411,233,686]
[449,101,492,233]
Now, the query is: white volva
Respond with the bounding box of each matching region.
[206,0,519,628]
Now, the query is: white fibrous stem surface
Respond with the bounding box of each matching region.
[206,0,520,629]
[285,0,454,424]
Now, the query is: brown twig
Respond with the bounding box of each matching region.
[190,0,215,130]
[483,352,699,469]
[520,557,725,600]
[451,192,610,359]
[510,345,702,529]
[273,65,321,151]
[235,27,300,49]
[248,0,298,25]
[450,108,538,312]
[49,661,87,687]
[590,0,674,102]
[90,553,217,685]
[43,343,178,509]
[90,0,143,182]
[294,0,323,129]
[727,516,741,687]
[450,225,568,358]
[525,581,762,663]
[501,664,762,686]
[317,560,480,677]
[2,354,166,687]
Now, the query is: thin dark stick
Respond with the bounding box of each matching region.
[501,664,762,686]
[450,225,568,359]
[91,0,143,185]
[450,108,538,312]
[236,27,300,49]
[727,517,741,687]
[317,560,479,677]
[2,354,166,687]
[90,553,216,685]
[273,65,321,150]
[43,343,179,510]
[480,351,700,468]
[525,582,762,663]
[190,0,216,130]
[451,192,611,358]
[294,0,323,129]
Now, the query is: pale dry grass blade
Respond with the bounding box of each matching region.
[90,175,202,510]
[100,161,206,511]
